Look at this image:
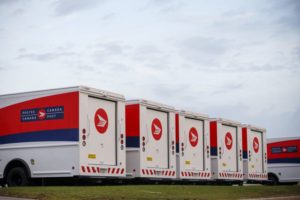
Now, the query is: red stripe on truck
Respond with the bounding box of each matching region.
[175,114,179,147]
[0,92,79,137]
[242,127,248,152]
[125,104,140,137]
[210,121,217,148]
[81,166,85,173]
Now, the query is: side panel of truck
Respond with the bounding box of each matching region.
[0,91,80,178]
[267,138,300,183]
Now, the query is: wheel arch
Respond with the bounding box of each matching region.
[4,159,31,180]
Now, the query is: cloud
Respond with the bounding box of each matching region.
[92,41,132,64]
[181,36,230,55]
[294,46,300,60]
[106,62,130,72]
[101,13,115,20]
[252,106,300,138]
[268,0,300,30]
[11,8,24,16]
[145,0,186,13]
[52,0,105,16]
[212,83,244,95]
[18,51,77,61]
[152,83,190,98]
[178,36,232,66]
[222,63,299,73]
[0,0,20,6]
[130,44,171,69]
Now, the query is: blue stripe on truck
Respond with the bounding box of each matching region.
[268,158,300,164]
[126,136,140,148]
[211,147,217,156]
[243,151,248,159]
[0,129,79,144]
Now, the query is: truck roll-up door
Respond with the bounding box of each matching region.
[220,124,238,172]
[249,130,263,173]
[84,96,117,166]
[144,108,169,169]
[184,118,204,171]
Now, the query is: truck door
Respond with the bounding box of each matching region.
[82,96,117,166]
[220,125,238,172]
[184,118,204,171]
[144,108,169,169]
[249,130,263,173]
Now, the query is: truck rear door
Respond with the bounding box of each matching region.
[82,96,117,166]
[249,130,263,173]
[184,118,204,171]
[144,108,169,169]
[220,124,238,172]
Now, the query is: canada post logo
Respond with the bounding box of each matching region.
[21,106,64,122]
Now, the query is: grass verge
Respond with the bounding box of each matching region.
[0,185,300,200]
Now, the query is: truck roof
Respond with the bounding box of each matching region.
[242,124,266,132]
[0,85,125,101]
[178,110,209,120]
[126,99,175,112]
[209,118,241,126]
[267,137,300,143]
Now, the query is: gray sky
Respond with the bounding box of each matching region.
[0,0,299,138]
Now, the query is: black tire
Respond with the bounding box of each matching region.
[6,167,29,187]
[268,174,279,185]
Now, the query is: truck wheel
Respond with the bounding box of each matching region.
[268,174,278,185]
[6,167,29,186]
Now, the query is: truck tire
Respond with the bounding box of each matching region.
[268,174,279,185]
[6,167,29,186]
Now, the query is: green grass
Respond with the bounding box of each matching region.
[0,185,300,200]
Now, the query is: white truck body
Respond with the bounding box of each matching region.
[242,125,268,181]
[0,86,126,183]
[125,99,177,179]
[267,137,300,183]
[210,118,243,180]
[176,111,211,180]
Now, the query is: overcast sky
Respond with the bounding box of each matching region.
[0,0,299,138]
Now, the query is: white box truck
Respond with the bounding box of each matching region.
[176,111,211,180]
[125,99,177,179]
[267,137,300,184]
[0,86,126,186]
[242,125,268,181]
[210,118,243,181]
